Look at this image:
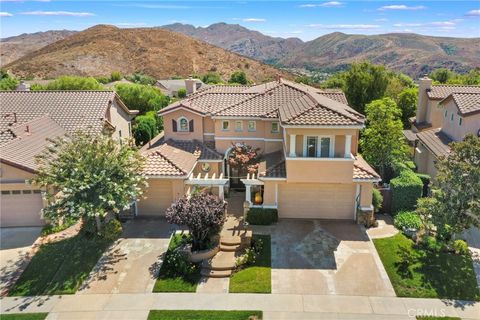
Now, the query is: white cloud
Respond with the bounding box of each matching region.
[378,5,426,11]
[20,11,95,17]
[393,19,461,30]
[0,11,13,16]
[307,24,380,29]
[300,2,343,8]
[465,9,480,17]
[242,18,266,23]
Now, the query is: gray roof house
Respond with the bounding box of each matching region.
[155,78,209,97]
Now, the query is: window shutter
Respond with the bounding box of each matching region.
[172,119,177,132]
[189,120,194,132]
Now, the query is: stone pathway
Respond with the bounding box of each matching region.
[367,214,399,239]
[1,292,479,320]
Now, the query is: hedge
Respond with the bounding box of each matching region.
[415,173,431,197]
[390,170,423,214]
[246,208,278,225]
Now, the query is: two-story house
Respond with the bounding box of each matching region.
[0,90,138,227]
[407,77,480,177]
[138,78,380,222]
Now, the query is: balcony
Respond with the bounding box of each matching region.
[285,154,354,183]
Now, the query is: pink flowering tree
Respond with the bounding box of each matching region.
[165,191,226,251]
[228,143,261,175]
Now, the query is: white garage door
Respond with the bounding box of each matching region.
[137,180,173,216]
[1,191,44,227]
[278,183,356,219]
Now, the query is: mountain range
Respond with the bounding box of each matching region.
[1,23,479,80]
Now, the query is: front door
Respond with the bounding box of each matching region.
[229,166,246,191]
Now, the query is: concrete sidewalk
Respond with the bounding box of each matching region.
[1,293,479,320]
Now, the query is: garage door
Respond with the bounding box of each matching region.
[137,180,173,216]
[1,191,44,227]
[278,183,355,219]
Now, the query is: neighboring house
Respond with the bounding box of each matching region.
[156,78,209,97]
[0,90,138,227]
[138,78,380,222]
[407,77,480,177]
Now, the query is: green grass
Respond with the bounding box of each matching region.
[147,310,262,320]
[374,233,480,300]
[1,313,48,320]
[153,234,201,293]
[41,218,77,236]
[9,233,112,296]
[229,234,271,293]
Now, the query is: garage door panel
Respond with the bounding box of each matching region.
[137,180,173,216]
[1,194,44,227]
[278,183,355,219]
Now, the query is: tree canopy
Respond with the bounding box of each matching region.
[360,97,408,180]
[430,67,480,85]
[32,76,104,90]
[32,132,147,229]
[202,72,224,84]
[0,72,19,90]
[396,87,418,128]
[229,70,248,85]
[114,83,169,115]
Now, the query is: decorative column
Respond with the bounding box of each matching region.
[218,185,224,200]
[245,184,252,204]
[289,134,296,157]
[345,135,352,158]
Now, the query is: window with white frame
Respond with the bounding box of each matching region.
[303,136,334,158]
[222,120,230,131]
[248,121,256,132]
[178,117,189,132]
[235,120,243,132]
[271,122,279,133]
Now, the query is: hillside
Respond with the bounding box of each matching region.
[0,30,77,66]
[4,25,288,82]
[279,32,480,76]
[161,22,303,63]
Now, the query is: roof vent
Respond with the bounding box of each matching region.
[16,80,30,91]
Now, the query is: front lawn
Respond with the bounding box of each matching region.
[1,313,48,320]
[153,233,201,292]
[374,233,479,300]
[9,233,112,296]
[148,310,262,320]
[229,234,271,293]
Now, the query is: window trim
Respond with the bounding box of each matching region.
[177,117,189,132]
[303,135,335,158]
[247,121,256,132]
[222,120,230,131]
[235,120,243,132]
[271,122,279,133]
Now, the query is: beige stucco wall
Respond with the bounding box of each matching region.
[415,142,437,177]
[286,128,359,157]
[163,109,204,141]
[192,161,222,176]
[426,100,442,128]
[286,159,354,183]
[359,182,373,207]
[0,163,35,182]
[441,99,480,141]
[108,100,134,140]
[215,139,266,154]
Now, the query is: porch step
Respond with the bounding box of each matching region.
[202,251,236,271]
[200,269,232,278]
[220,243,241,252]
[220,236,242,246]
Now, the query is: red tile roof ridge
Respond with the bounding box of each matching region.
[144,143,190,175]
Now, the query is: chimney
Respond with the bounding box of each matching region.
[184,77,196,95]
[25,125,31,135]
[16,80,30,91]
[275,74,282,83]
[415,76,433,126]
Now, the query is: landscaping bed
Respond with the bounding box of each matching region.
[229,234,271,293]
[1,314,48,320]
[153,233,201,292]
[374,233,479,300]
[9,233,112,296]
[148,310,262,320]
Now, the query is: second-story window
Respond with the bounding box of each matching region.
[178,117,189,132]
[271,122,279,133]
[248,121,256,132]
[222,120,230,131]
[444,110,448,118]
[459,117,463,126]
[450,113,454,122]
[235,121,243,132]
[306,136,317,157]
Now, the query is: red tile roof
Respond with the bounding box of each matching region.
[353,155,381,181]
[416,128,452,158]
[445,92,480,116]
[141,143,198,177]
[427,85,480,100]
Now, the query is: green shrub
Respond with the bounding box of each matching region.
[177,88,187,98]
[452,240,469,256]
[390,170,423,213]
[95,76,110,84]
[41,217,77,236]
[246,208,278,225]
[110,71,122,82]
[101,219,123,240]
[133,114,159,145]
[422,235,442,253]
[415,173,431,197]
[394,211,422,230]
[372,188,383,213]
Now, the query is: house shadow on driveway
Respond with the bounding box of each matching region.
[78,218,174,294]
[254,219,396,297]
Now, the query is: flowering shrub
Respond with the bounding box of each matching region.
[227,143,261,174]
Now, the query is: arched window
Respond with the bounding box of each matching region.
[178,117,188,132]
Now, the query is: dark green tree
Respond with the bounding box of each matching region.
[114,83,169,115]
[202,72,224,84]
[229,70,248,85]
[33,76,104,90]
[397,87,418,128]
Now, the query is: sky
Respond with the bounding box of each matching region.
[0,0,479,40]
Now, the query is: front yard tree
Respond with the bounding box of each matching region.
[431,134,480,237]
[33,132,147,231]
[360,97,408,180]
[227,143,261,175]
[166,192,226,251]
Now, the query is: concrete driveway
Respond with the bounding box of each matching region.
[255,219,395,297]
[0,227,42,294]
[78,219,173,294]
